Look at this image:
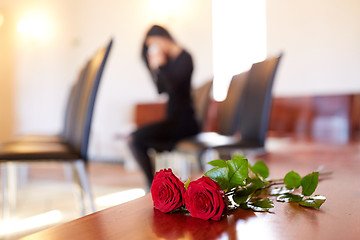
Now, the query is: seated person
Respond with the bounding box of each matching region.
[128,25,199,188]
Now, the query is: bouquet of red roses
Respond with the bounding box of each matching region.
[151,155,327,221]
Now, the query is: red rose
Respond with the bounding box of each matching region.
[151,169,185,213]
[184,176,226,221]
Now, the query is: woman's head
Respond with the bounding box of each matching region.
[142,25,175,66]
[145,25,173,41]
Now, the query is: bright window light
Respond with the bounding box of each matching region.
[149,0,182,16]
[212,0,267,101]
[17,13,52,40]
[18,18,47,36]
[95,188,146,207]
[0,210,62,236]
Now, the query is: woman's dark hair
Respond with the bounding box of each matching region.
[141,25,174,68]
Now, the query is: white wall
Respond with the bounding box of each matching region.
[13,0,78,135]
[267,0,360,96]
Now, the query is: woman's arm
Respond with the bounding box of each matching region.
[157,51,193,92]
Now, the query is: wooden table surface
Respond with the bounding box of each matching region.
[22,140,360,240]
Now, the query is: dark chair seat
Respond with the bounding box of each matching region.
[9,135,63,143]
[0,142,78,160]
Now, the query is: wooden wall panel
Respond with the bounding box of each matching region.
[134,102,166,128]
[134,94,360,142]
[268,94,358,143]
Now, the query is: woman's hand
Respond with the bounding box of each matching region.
[147,44,167,71]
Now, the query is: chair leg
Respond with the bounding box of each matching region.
[177,153,191,181]
[7,163,18,214]
[68,163,85,216]
[202,149,219,172]
[159,151,168,169]
[71,160,95,215]
[1,163,10,220]
[18,164,29,188]
[168,152,188,181]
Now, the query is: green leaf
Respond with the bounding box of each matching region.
[205,167,229,191]
[249,177,265,189]
[184,178,190,190]
[207,159,227,168]
[250,161,269,179]
[299,195,326,209]
[227,155,248,188]
[276,193,303,202]
[233,195,248,205]
[301,172,319,196]
[233,178,265,205]
[284,171,302,189]
[239,203,250,210]
[233,155,247,160]
[243,198,274,212]
[234,186,252,198]
[270,186,292,196]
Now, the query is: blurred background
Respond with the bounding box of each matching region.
[1,0,360,161]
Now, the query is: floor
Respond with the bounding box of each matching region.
[0,161,147,240]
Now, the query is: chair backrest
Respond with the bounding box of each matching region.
[236,54,282,146]
[192,80,213,130]
[217,71,249,136]
[61,63,90,141]
[69,39,113,160]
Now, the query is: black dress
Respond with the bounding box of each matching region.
[129,50,199,186]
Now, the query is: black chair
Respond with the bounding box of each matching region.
[174,55,282,170]
[0,39,113,219]
[173,71,248,171]
[192,80,214,131]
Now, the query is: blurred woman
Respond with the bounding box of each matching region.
[128,25,199,188]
